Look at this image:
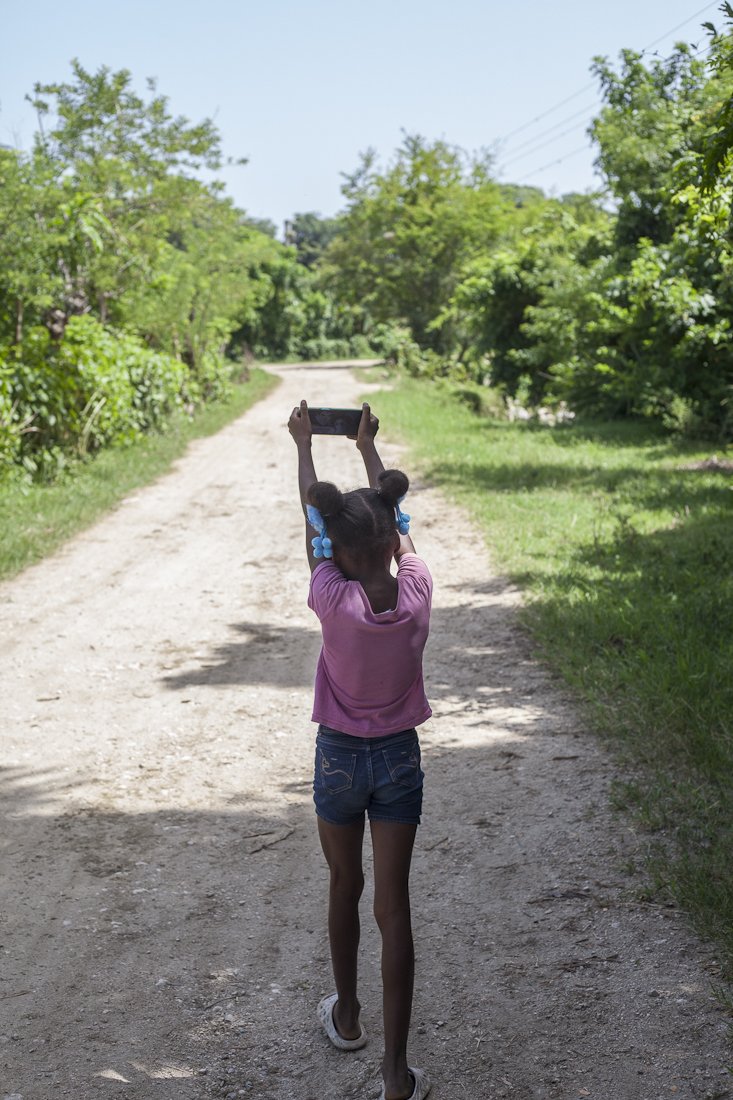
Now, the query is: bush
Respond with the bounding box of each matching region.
[184,349,234,407]
[0,316,207,480]
[0,366,25,479]
[448,383,506,418]
[300,336,352,361]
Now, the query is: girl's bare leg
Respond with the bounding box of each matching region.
[317,816,365,1040]
[371,820,417,1100]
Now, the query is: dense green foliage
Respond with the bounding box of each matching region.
[369,375,733,964]
[2,317,186,479]
[505,43,733,433]
[288,212,342,269]
[317,24,733,442]
[12,22,733,482]
[9,16,733,485]
[702,2,733,187]
[324,137,544,354]
[0,64,386,483]
[0,63,287,480]
[229,251,397,364]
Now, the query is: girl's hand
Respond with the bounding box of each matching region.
[350,402,379,448]
[288,400,312,445]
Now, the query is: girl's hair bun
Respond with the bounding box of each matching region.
[377,468,409,508]
[307,480,345,516]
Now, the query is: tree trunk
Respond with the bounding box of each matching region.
[45,310,68,342]
[14,298,22,345]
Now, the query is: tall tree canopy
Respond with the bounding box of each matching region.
[324,136,544,353]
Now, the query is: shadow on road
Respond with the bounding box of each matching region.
[157,598,544,717]
[160,622,322,690]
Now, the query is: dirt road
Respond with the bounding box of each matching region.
[1,362,730,1100]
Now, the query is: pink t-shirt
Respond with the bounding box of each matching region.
[307,553,432,737]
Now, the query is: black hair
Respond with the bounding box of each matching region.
[306,468,409,559]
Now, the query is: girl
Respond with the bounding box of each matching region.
[288,399,432,1100]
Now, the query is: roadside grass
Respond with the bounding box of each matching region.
[367,376,733,967]
[0,368,279,583]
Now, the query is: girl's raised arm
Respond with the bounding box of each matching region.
[288,400,321,572]
[354,403,416,559]
[354,403,384,488]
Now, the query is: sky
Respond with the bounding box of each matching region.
[0,0,721,234]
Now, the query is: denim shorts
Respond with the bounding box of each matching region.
[313,725,424,827]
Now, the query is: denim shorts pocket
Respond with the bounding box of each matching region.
[318,746,357,794]
[381,741,420,787]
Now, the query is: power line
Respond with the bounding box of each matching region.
[498,0,719,148]
[500,83,597,145]
[510,41,713,182]
[511,35,715,184]
[498,1,720,184]
[502,113,599,168]
[641,0,718,52]
[516,144,592,184]
[505,38,714,176]
[501,101,601,159]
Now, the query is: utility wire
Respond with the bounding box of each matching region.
[499,1,720,181]
[514,34,715,183]
[500,84,597,145]
[498,0,720,148]
[640,0,718,52]
[516,144,591,184]
[502,113,599,168]
[501,101,601,159]
[505,37,712,171]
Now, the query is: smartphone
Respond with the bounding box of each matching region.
[308,407,373,436]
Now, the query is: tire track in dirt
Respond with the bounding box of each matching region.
[0,362,730,1100]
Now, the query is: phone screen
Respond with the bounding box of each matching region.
[308,408,365,436]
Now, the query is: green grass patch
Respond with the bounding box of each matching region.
[0,368,279,582]
[368,377,733,964]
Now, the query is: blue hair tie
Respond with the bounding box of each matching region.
[396,497,410,536]
[306,504,333,559]
[376,489,410,535]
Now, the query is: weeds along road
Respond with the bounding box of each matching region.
[0,362,730,1100]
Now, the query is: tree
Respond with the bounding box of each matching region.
[0,148,57,344]
[701,3,733,189]
[0,61,301,482]
[289,212,342,268]
[23,61,231,332]
[124,200,281,375]
[590,45,726,251]
[242,216,277,238]
[447,203,609,398]
[324,135,542,353]
[437,42,733,432]
[0,61,294,366]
